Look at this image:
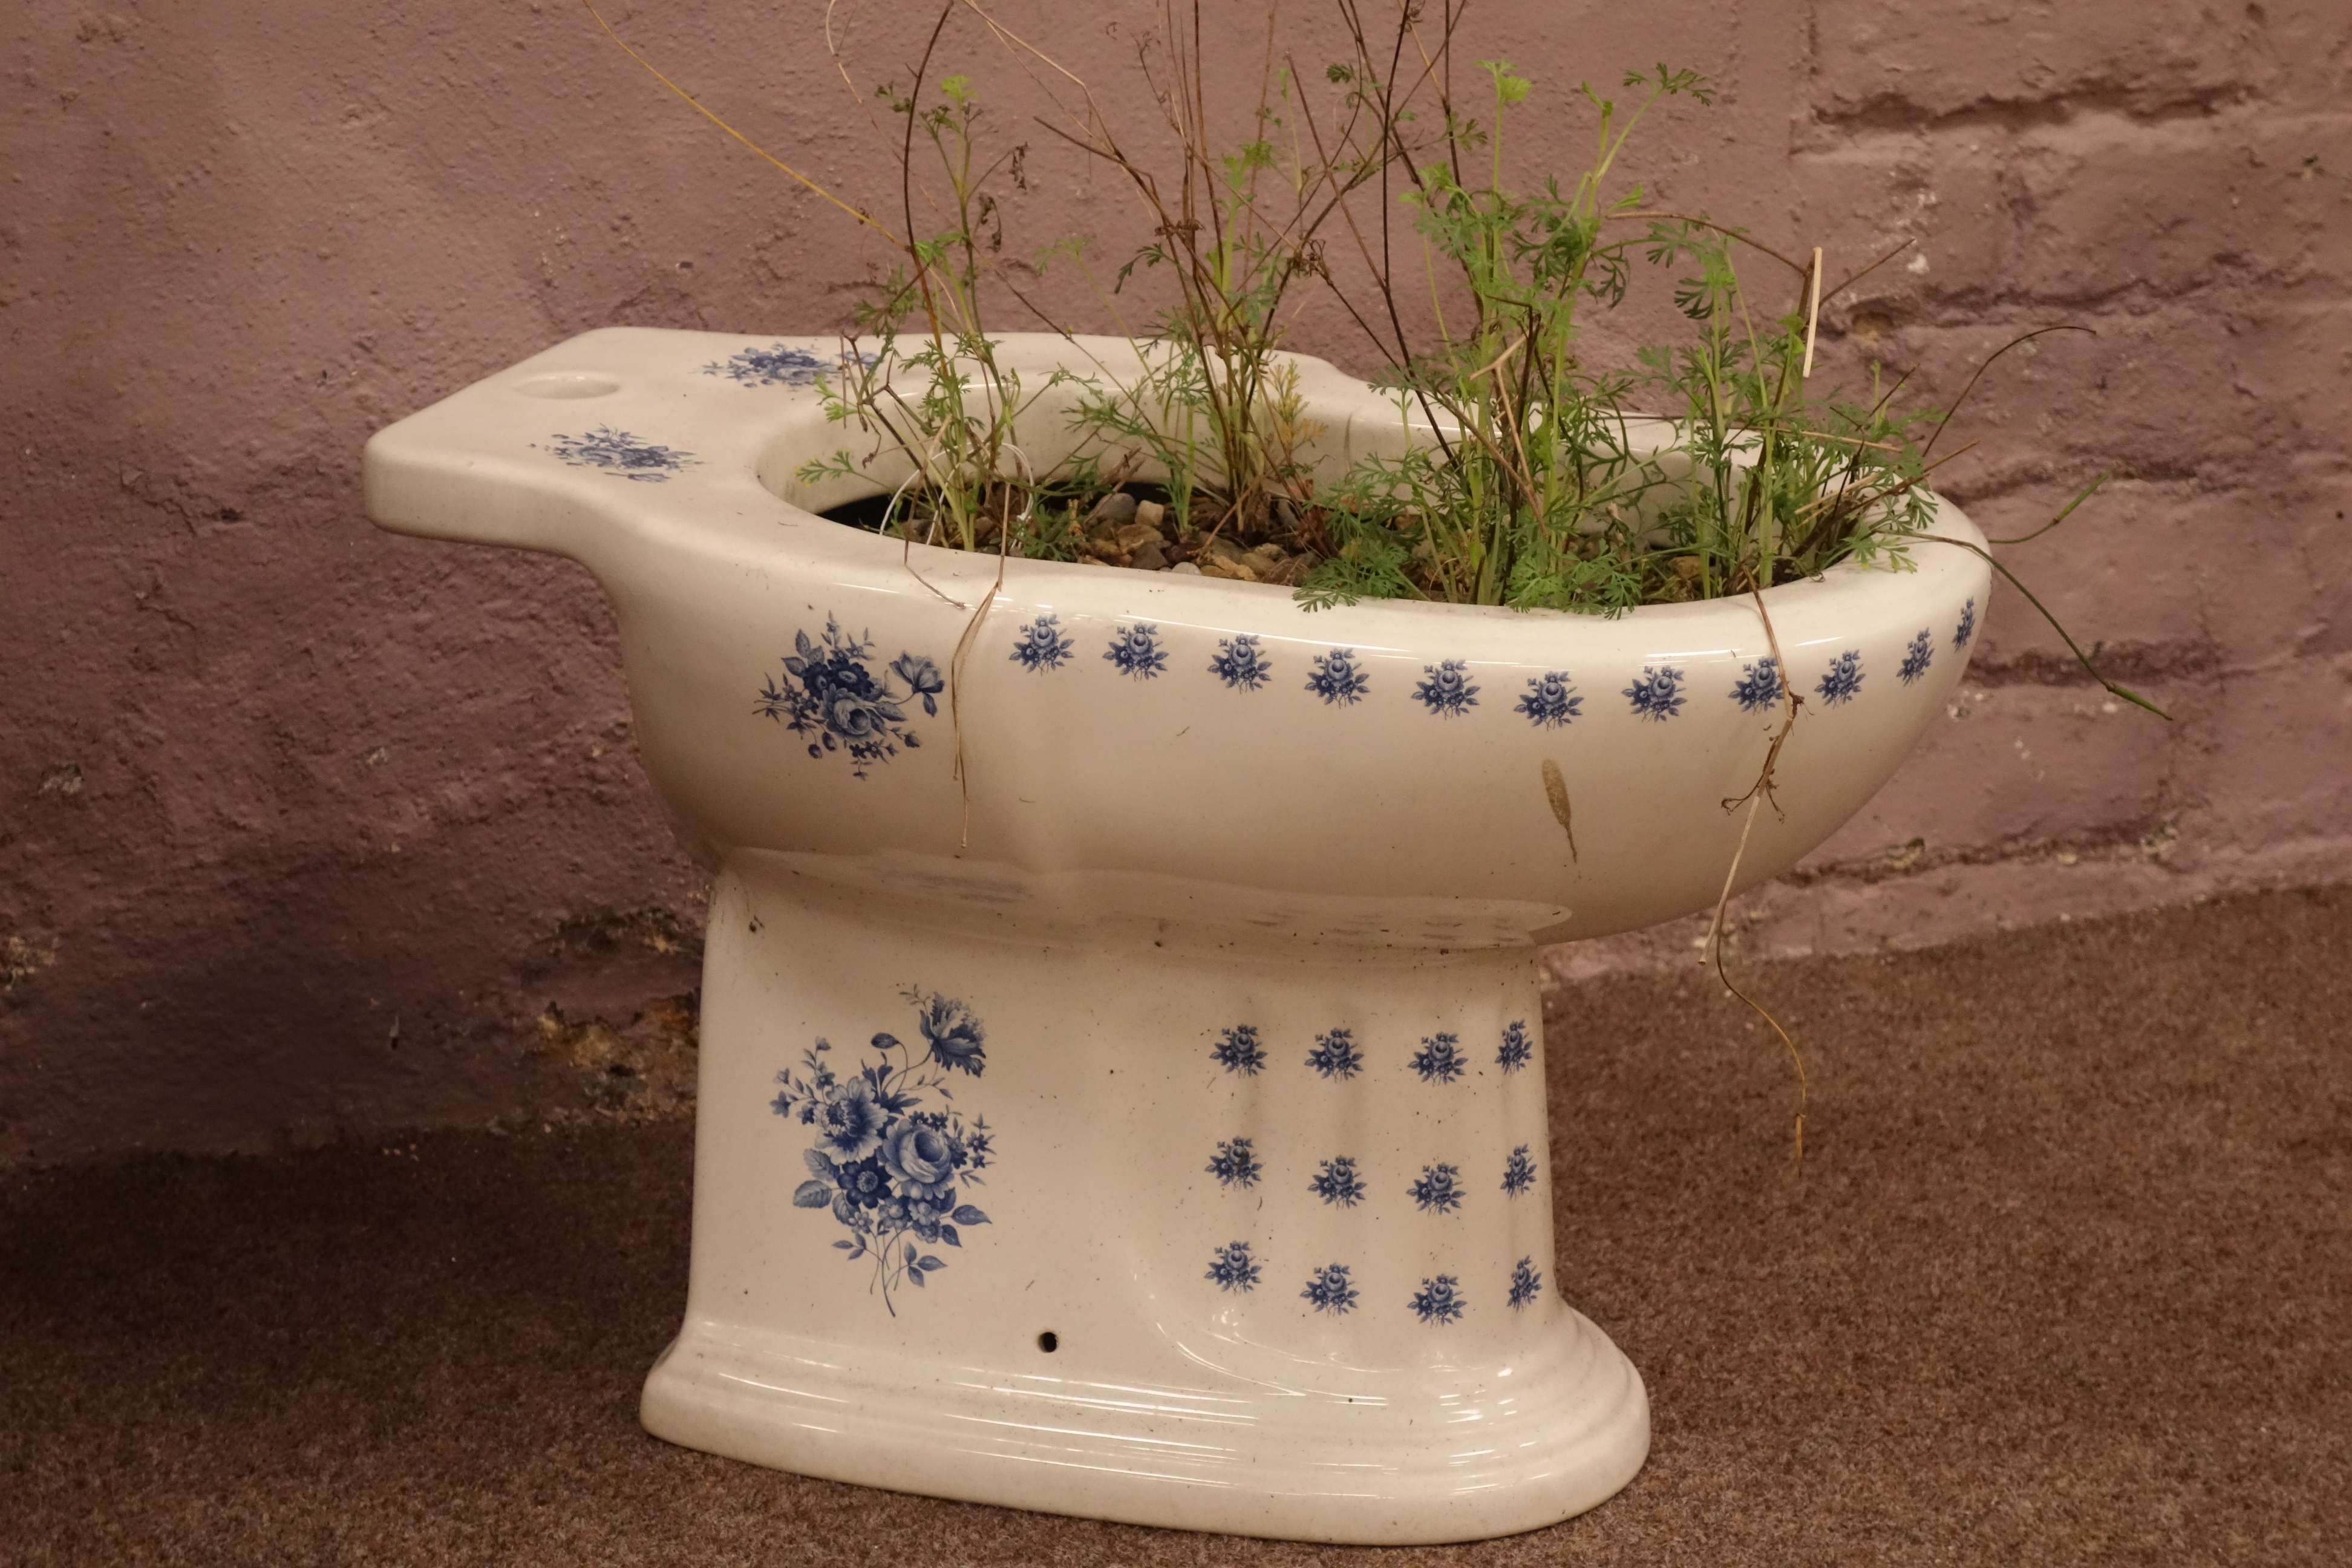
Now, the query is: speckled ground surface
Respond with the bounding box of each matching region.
[6,886,2347,1566]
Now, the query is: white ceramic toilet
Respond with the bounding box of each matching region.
[364,328,1985,1543]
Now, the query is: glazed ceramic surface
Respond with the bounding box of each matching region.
[364,328,1987,1543]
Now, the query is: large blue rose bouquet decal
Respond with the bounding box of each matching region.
[756,617,943,779]
[773,989,995,1314]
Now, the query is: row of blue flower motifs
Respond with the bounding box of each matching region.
[1024,608,1976,717]
[1204,1140,1539,1208]
[1213,1021,1534,1080]
[1206,1244,1545,1323]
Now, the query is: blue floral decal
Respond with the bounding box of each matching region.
[1817,650,1865,706]
[1206,1240,1261,1293]
[1410,1033,1466,1083]
[1501,1143,1537,1197]
[1508,1255,1542,1310]
[1305,648,1371,706]
[703,341,835,387]
[1413,659,1480,717]
[1009,613,1076,673]
[1301,1263,1359,1315]
[542,426,696,482]
[1899,629,1934,685]
[1306,1027,1364,1080]
[1730,657,1782,714]
[1410,1275,1466,1325]
[1310,1156,1367,1207]
[1408,1162,1465,1214]
[1210,633,1273,691]
[1212,1024,1267,1076]
[1104,621,1168,680]
[773,989,993,1316]
[1497,1019,1532,1073]
[1954,596,1978,649]
[1207,1137,1262,1189]
[1516,671,1581,728]
[1625,665,1687,721]
[757,618,941,778]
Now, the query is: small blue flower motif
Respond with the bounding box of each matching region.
[703,341,834,387]
[1954,596,1978,650]
[1816,649,1865,706]
[1310,1156,1367,1207]
[1206,1240,1261,1293]
[1508,1255,1543,1310]
[1408,1162,1465,1214]
[1624,665,1687,721]
[1305,647,1371,706]
[1103,621,1168,681]
[1516,671,1581,728]
[1410,1275,1466,1325]
[1899,629,1935,685]
[1008,613,1076,674]
[1207,1137,1262,1189]
[1497,1019,1532,1073]
[915,993,986,1077]
[1301,1263,1359,1315]
[1306,1027,1364,1080]
[757,619,939,778]
[1211,1025,1267,1076]
[1501,1143,1537,1197]
[1412,659,1480,717]
[1209,633,1273,691]
[1730,657,1783,714]
[542,426,697,482]
[1410,1033,1467,1083]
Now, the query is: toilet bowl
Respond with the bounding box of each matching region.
[364,327,1985,1543]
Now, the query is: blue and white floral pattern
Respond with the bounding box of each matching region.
[1497,1019,1532,1073]
[1301,1263,1359,1315]
[1206,1240,1261,1293]
[1207,1137,1262,1188]
[1307,1027,1364,1080]
[1008,613,1076,673]
[1410,1033,1467,1083]
[1508,1255,1542,1310]
[1625,665,1687,721]
[1103,621,1168,680]
[1517,671,1581,728]
[1501,1143,1537,1197]
[1816,649,1865,706]
[1412,659,1480,717]
[1730,657,1783,714]
[543,426,697,482]
[1410,1275,1466,1325]
[702,341,834,387]
[1305,648,1371,706]
[773,989,993,1316]
[1954,596,1978,649]
[1212,1024,1266,1076]
[1408,1161,1465,1214]
[1898,629,1935,685]
[757,619,942,778]
[1310,1155,1367,1207]
[1209,633,1273,691]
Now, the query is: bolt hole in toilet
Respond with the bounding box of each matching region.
[364,329,1985,1543]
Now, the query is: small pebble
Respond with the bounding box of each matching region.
[1112,521,1167,554]
[1083,492,1140,536]
[1171,561,1203,575]
[1128,541,1168,570]
[1135,498,1167,530]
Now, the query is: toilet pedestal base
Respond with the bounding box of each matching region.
[640,856,1650,1544]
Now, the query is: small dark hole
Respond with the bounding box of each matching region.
[1036,1331,1059,1353]
[217,507,242,522]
